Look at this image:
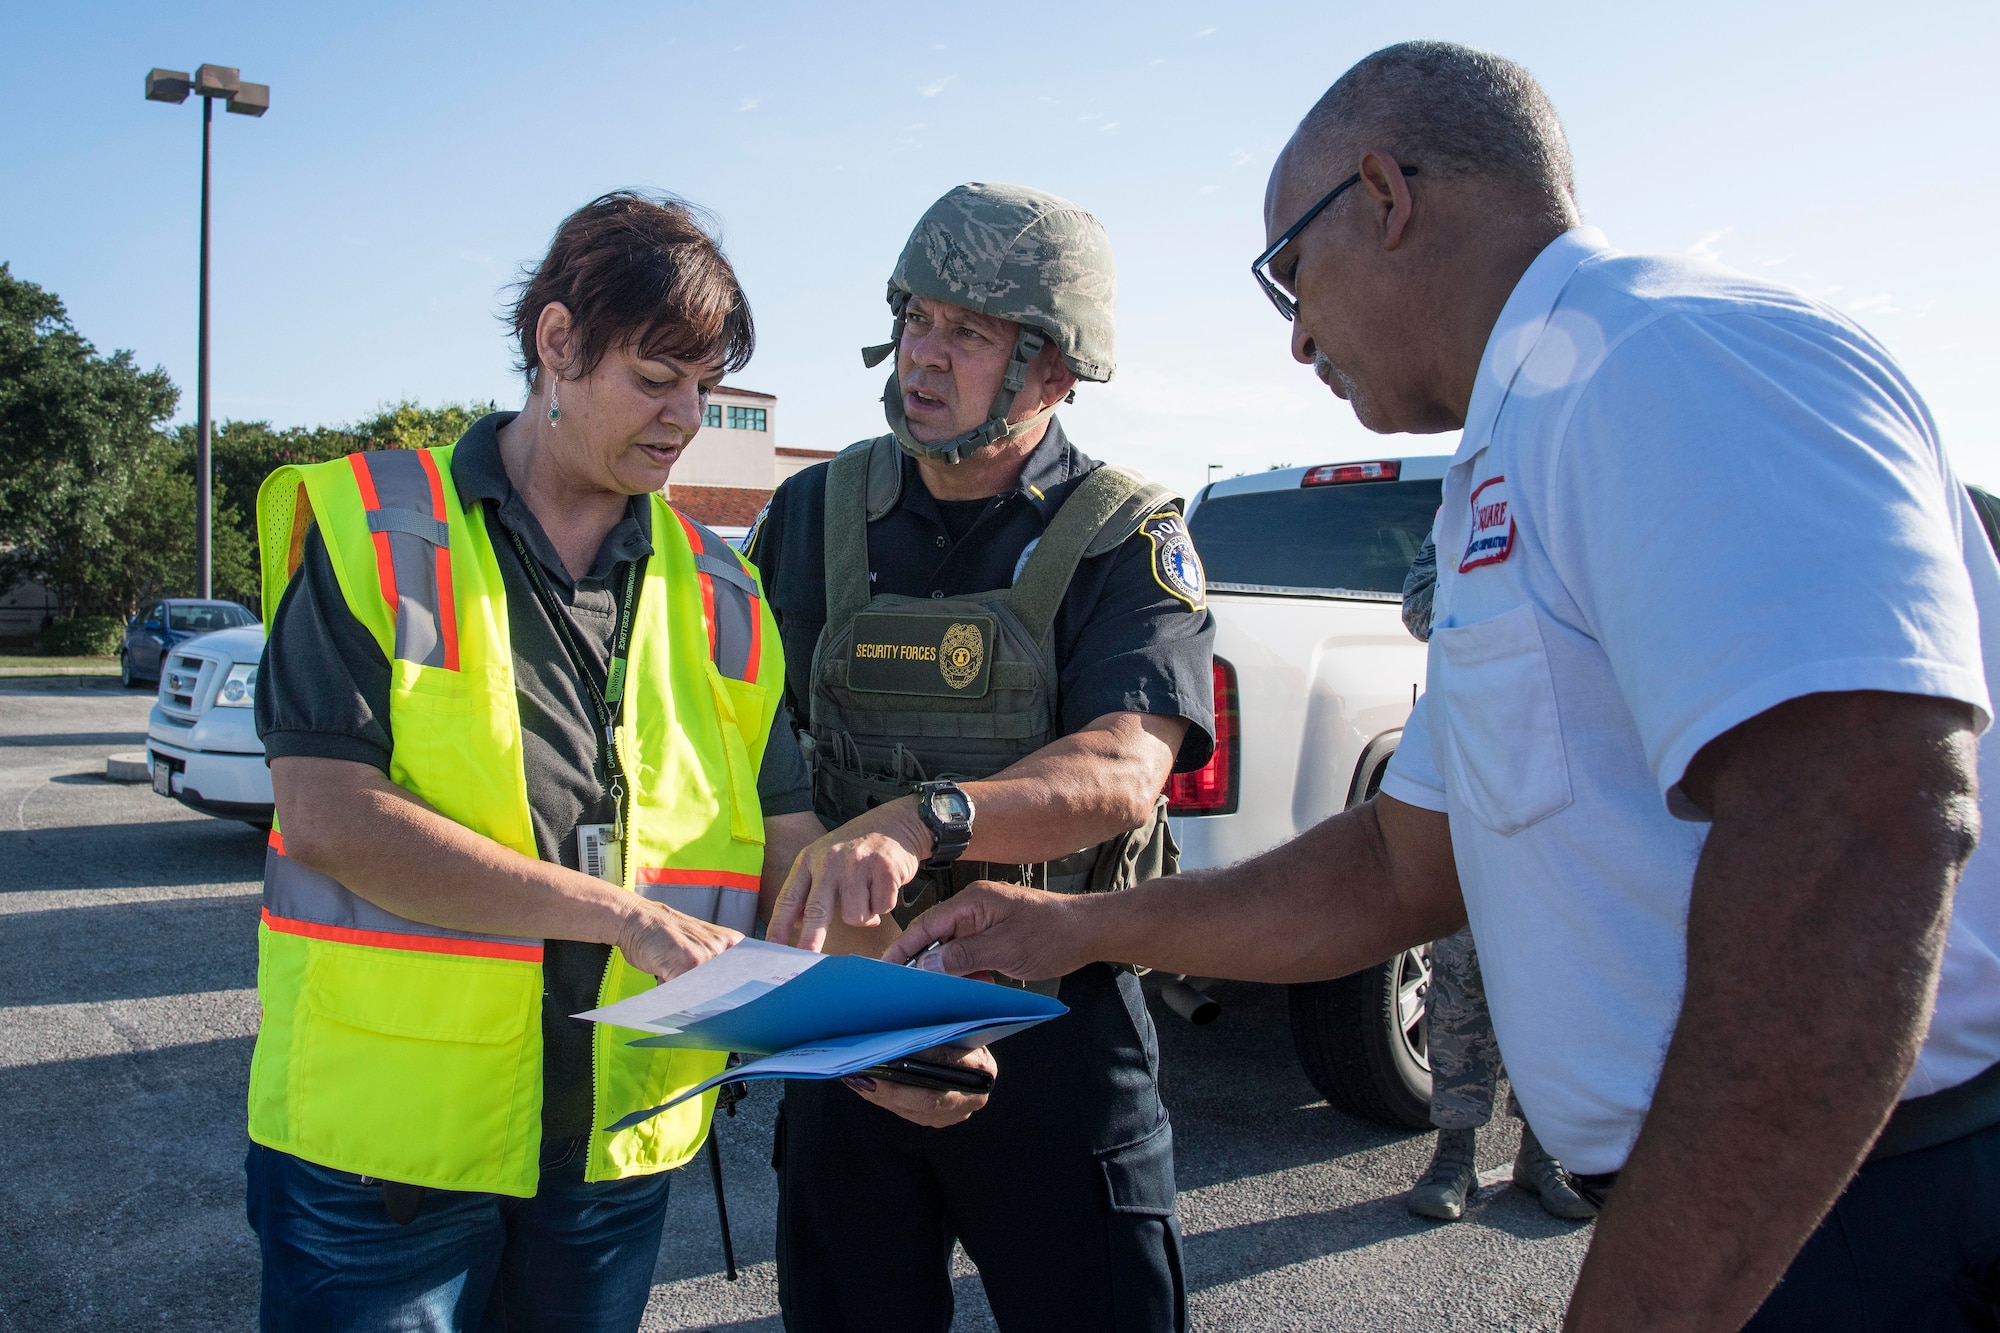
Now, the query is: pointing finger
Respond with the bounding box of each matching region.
[798,883,835,954]
[770,854,812,947]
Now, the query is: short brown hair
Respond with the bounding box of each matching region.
[508,190,755,387]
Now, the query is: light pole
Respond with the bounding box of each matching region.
[145,65,269,599]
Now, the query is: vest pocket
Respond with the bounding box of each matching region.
[291,941,540,1193]
[387,669,537,858]
[706,668,768,845]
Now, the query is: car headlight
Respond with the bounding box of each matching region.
[215,663,258,708]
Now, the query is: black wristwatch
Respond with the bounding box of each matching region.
[913,780,975,869]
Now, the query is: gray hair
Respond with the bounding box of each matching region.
[1297,42,1577,224]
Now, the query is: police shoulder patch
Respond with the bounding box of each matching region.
[1140,511,1206,611]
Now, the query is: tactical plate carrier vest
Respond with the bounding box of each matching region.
[806,436,1183,927]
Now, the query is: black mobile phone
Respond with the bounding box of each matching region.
[859,1056,995,1094]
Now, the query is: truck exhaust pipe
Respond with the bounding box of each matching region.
[1161,976,1220,1025]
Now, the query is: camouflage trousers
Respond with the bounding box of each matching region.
[1428,926,1521,1131]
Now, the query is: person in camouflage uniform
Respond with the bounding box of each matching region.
[1402,532,1596,1222]
[748,183,1214,1332]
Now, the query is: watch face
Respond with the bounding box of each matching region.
[933,790,971,823]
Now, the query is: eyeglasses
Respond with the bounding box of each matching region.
[1251,164,1419,321]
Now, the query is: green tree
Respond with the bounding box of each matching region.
[194,418,359,604]
[103,444,257,614]
[0,263,183,618]
[354,400,496,453]
[0,260,500,621]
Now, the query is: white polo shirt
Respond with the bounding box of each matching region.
[1380,227,2000,1175]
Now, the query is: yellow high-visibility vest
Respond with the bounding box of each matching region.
[248,442,781,1197]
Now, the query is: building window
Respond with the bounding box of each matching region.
[703,403,721,428]
[727,406,767,432]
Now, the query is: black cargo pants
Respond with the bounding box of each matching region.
[1743,1117,2000,1330]
[774,963,1186,1333]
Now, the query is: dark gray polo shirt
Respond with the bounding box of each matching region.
[256,411,811,1140]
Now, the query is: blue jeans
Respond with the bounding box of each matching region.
[245,1136,671,1333]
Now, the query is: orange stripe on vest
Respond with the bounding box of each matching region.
[261,906,545,963]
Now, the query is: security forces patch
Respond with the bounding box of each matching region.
[848,612,995,698]
[1140,512,1206,611]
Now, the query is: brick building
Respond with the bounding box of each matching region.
[667,384,833,530]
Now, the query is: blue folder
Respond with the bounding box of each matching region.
[621,953,1066,1054]
[594,950,1067,1131]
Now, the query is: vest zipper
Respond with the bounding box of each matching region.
[585,946,616,1181]
[589,680,640,1182]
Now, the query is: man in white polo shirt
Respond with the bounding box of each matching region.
[888,40,2000,1330]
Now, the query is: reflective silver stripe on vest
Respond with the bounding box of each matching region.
[693,552,759,597]
[680,517,757,682]
[637,881,759,935]
[366,508,452,546]
[264,845,541,951]
[359,450,451,669]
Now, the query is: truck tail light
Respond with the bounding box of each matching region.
[1167,658,1239,815]
[1302,460,1400,486]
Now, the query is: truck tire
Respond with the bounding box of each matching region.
[1288,943,1434,1130]
[1287,734,1433,1129]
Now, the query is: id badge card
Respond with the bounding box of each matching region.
[577,823,623,886]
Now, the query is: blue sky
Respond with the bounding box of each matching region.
[5,1,1995,497]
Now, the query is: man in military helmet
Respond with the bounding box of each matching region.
[745,182,1215,1332]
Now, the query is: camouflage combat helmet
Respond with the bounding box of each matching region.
[862,182,1117,464]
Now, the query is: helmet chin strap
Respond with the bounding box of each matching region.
[869,325,1061,466]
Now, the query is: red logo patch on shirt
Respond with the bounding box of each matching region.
[1459,475,1515,572]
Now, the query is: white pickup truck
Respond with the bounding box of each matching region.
[1165,454,1450,1129]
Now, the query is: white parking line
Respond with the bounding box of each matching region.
[0,989,258,1068]
[0,883,260,918]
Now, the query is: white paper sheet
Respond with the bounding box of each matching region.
[578,937,822,1035]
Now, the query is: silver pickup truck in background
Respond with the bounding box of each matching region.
[1166,455,1449,1129]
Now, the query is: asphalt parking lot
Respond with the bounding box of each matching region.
[0,677,1589,1331]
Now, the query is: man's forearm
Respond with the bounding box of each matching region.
[897,794,1465,984]
[1079,794,1465,982]
[1565,692,1977,1331]
[272,756,648,946]
[954,711,1187,863]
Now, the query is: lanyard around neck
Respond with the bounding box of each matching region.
[505,526,644,836]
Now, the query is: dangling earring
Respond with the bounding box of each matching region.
[547,374,562,426]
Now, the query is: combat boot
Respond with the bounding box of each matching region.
[1407,1127,1479,1221]
[1512,1123,1597,1220]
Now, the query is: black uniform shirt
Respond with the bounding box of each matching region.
[256,412,812,1140]
[746,417,1216,772]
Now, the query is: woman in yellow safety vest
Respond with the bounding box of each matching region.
[244,191,828,1332]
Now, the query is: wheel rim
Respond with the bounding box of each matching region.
[1394,944,1433,1072]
